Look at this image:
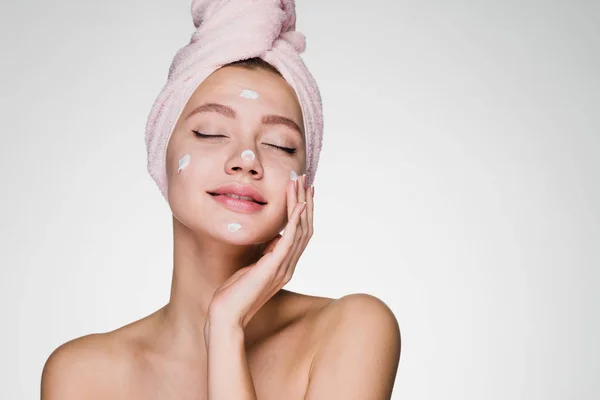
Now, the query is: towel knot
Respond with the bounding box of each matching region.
[183,0,302,70]
[279,30,306,53]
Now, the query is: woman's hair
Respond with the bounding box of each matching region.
[224,57,282,77]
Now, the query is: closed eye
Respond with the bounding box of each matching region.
[193,130,227,138]
[193,130,296,154]
[267,144,296,154]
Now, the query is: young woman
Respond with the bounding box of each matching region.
[41,1,401,399]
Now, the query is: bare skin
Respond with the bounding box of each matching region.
[41,65,401,399]
[42,289,336,399]
[43,66,335,399]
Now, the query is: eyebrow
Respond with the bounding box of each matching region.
[185,102,303,137]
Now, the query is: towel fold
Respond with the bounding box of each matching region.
[145,0,324,201]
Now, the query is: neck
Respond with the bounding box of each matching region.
[155,215,282,359]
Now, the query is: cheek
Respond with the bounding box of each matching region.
[167,151,218,233]
[262,157,303,201]
[167,148,220,199]
[263,152,303,180]
[262,164,294,206]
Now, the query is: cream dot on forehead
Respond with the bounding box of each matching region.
[239,89,259,99]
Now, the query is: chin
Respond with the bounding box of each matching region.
[213,219,285,246]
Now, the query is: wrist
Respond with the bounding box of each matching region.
[206,307,244,329]
[205,313,244,341]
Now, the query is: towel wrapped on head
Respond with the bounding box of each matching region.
[145,0,324,201]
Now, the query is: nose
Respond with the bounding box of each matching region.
[225,147,264,179]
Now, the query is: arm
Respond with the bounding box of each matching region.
[205,318,257,400]
[305,293,402,400]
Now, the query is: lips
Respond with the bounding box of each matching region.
[207,183,267,214]
[208,183,267,204]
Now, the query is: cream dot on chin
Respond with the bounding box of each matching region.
[178,154,191,173]
[290,170,298,181]
[228,223,242,232]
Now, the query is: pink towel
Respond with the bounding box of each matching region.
[145,0,324,201]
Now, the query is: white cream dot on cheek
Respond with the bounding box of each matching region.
[228,223,242,232]
[240,89,259,99]
[290,170,298,181]
[178,154,191,173]
[241,149,255,161]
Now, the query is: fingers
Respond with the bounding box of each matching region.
[278,207,305,278]
[277,175,315,283]
[281,175,309,274]
[283,174,306,265]
[287,174,299,219]
[257,175,313,288]
[305,177,314,240]
[280,175,301,268]
[255,177,301,277]
[273,201,306,262]
[291,175,313,255]
[297,175,308,239]
[285,179,314,281]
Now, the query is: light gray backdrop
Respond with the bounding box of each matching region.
[1,0,599,399]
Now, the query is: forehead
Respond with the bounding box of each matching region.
[186,66,304,130]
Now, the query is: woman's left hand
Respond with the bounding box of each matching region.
[205,175,314,334]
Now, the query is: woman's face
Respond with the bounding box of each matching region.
[166,65,306,245]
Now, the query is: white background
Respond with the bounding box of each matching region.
[1,0,599,398]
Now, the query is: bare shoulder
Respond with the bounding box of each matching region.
[314,292,401,333]
[304,293,402,399]
[283,290,401,351]
[41,331,136,399]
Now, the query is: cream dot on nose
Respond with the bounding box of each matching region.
[241,149,255,161]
